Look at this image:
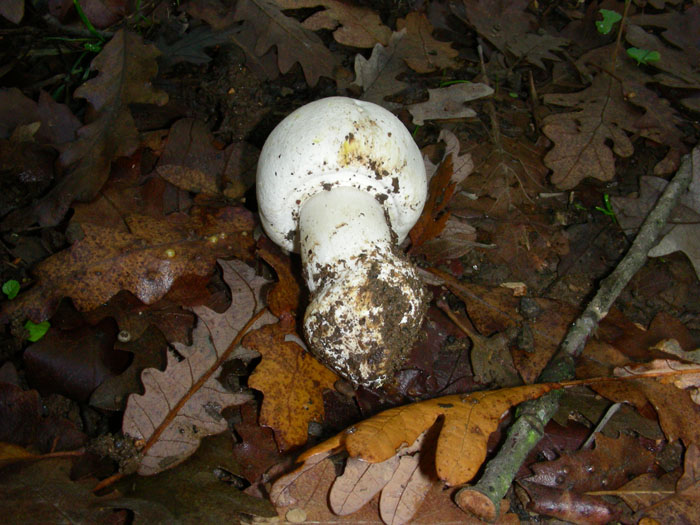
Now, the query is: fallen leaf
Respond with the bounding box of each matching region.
[612,149,700,279]
[542,74,635,189]
[2,206,255,323]
[354,13,459,109]
[520,481,621,525]
[526,434,658,492]
[408,83,493,126]
[245,313,338,451]
[24,318,124,402]
[231,401,284,484]
[298,383,560,486]
[275,0,391,48]
[122,259,266,475]
[233,0,337,86]
[379,452,434,525]
[0,459,118,523]
[409,156,456,252]
[0,383,87,453]
[609,471,679,511]
[3,29,168,228]
[330,455,400,515]
[89,325,168,411]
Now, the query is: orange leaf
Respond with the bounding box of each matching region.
[257,237,301,317]
[246,314,338,451]
[409,156,456,251]
[302,383,558,486]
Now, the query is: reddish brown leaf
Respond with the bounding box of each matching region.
[526,434,658,492]
[232,401,284,484]
[520,482,621,525]
[409,156,455,252]
[24,318,125,402]
[0,383,86,453]
[257,237,301,317]
[2,206,254,323]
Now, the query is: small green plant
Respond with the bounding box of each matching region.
[596,9,623,35]
[594,193,618,224]
[627,47,661,66]
[25,320,51,342]
[2,280,20,300]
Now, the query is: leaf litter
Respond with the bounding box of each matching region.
[1,0,699,523]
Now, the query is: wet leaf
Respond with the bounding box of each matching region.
[2,206,255,323]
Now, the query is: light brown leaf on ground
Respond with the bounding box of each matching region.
[233,0,337,86]
[395,13,459,73]
[330,455,400,515]
[637,444,700,523]
[122,259,266,475]
[245,313,338,451]
[379,452,434,525]
[542,74,635,189]
[275,0,391,48]
[612,149,700,279]
[408,83,493,126]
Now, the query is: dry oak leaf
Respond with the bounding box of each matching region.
[233,0,337,86]
[275,0,391,48]
[296,383,559,487]
[2,207,255,324]
[408,83,493,126]
[3,29,167,229]
[354,13,459,109]
[244,313,338,451]
[122,259,267,475]
[542,74,635,189]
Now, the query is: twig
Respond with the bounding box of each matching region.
[455,146,697,521]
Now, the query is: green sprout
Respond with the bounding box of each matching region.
[25,320,51,342]
[2,280,20,300]
[438,79,472,87]
[73,0,106,52]
[627,47,661,65]
[596,9,623,35]
[594,193,618,224]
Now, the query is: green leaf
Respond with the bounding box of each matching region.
[596,9,622,35]
[25,320,50,342]
[627,47,661,65]
[2,280,20,300]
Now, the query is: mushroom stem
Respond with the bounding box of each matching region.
[299,186,428,387]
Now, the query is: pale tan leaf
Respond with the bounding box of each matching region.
[379,454,433,525]
[122,259,271,475]
[329,455,400,515]
[408,83,493,125]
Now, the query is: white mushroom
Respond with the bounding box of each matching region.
[256,97,428,387]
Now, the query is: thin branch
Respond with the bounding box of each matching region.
[456,147,697,520]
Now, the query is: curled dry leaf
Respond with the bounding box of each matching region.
[122,259,270,475]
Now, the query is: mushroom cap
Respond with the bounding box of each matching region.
[256,97,427,251]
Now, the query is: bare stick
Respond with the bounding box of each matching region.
[456,147,698,520]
